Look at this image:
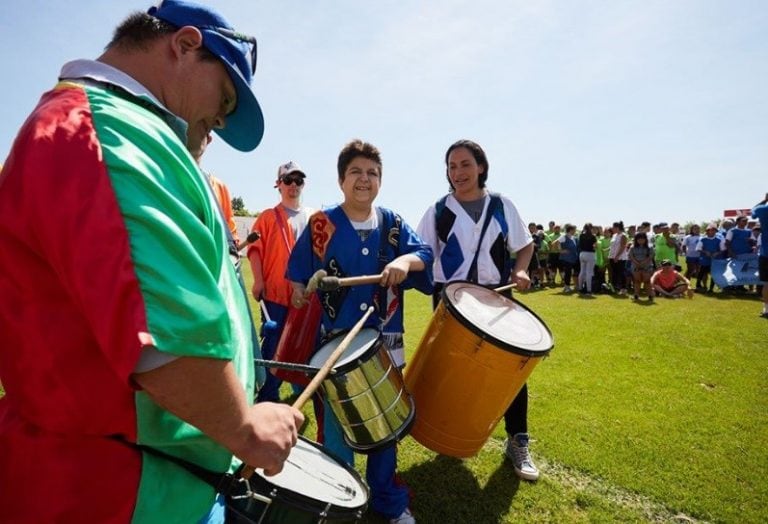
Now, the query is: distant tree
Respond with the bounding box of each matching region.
[231,196,251,216]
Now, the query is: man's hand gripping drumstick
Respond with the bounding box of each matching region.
[240,305,375,481]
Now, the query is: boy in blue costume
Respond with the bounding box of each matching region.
[287,139,433,524]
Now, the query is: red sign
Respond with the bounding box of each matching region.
[723,208,751,218]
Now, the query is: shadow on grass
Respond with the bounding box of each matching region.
[707,289,762,302]
[402,455,521,523]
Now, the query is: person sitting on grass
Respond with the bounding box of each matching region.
[651,259,694,298]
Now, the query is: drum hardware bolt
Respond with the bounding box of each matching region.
[229,476,276,524]
[318,502,333,523]
[228,477,254,500]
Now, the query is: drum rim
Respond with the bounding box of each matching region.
[309,327,382,374]
[246,435,370,515]
[441,280,554,357]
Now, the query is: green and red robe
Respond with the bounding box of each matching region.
[0,79,254,522]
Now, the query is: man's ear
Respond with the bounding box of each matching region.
[170,26,204,59]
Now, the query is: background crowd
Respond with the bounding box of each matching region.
[522,218,762,299]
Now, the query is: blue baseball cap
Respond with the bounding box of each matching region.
[148,0,264,151]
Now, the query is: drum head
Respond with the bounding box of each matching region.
[309,328,379,370]
[253,437,368,508]
[443,281,553,355]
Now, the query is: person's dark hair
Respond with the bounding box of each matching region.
[444,139,488,192]
[106,12,177,51]
[634,232,647,242]
[107,12,218,62]
[582,223,594,235]
[613,221,625,232]
[337,139,382,181]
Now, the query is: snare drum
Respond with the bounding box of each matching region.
[404,281,553,458]
[309,328,415,453]
[226,437,369,523]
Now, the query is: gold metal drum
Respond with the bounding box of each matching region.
[309,328,415,453]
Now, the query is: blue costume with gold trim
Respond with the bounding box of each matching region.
[287,204,433,519]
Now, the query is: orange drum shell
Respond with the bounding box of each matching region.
[404,300,545,458]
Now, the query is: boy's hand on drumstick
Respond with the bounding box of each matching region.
[233,403,304,477]
[511,269,531,291]
[381,258,410,287]
[380,254,425,288]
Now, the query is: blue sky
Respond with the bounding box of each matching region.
[1,1,766,228]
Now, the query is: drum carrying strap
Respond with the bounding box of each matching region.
[466,194,502,283]
[111,437,243,496]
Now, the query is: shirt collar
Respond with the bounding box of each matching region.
[59,59,188,142]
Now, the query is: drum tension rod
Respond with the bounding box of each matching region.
[253,359,336,375]
[319,502,332,523]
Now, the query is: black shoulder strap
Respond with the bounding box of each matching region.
[111,436,239,495]
[434,195,448,222]
[467,194,501,282]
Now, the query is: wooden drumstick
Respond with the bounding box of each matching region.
[318,273,384,292]
[240,306,375,481]
[494,282,518,293]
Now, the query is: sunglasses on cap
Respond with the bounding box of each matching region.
[281,175,304,186]
[202,26,258,76]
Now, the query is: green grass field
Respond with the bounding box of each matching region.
[2,267,763,523]
[241,265,767,524]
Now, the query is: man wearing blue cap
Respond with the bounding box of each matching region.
[0,2,304,522]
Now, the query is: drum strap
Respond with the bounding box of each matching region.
[467,194,502,283]
[111,436,242,495]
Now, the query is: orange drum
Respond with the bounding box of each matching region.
[404,281,553,458]
[271,294,323,386]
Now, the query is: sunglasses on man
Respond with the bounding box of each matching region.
[203,26,258,76]
[281,175,304,186]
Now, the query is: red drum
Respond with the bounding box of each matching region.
[271,294,323,386]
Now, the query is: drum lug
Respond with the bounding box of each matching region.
[229,477,274,524]
[318,502,332,523]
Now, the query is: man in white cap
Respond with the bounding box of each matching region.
[0,1,303,521]
[248,161,313,402]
